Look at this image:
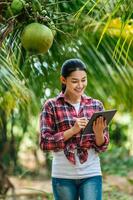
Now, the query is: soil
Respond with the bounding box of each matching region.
[3,150,133,199]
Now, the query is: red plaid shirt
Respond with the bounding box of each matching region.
[40,92,109,165]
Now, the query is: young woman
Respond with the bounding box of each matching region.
[40,58,109,200]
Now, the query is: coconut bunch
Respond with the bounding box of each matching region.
[0,0,56,54]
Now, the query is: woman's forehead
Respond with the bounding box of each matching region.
[69,70,87,78]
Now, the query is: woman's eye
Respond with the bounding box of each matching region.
[82,79,86,82]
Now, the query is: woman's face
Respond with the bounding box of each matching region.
[62,70,87,97]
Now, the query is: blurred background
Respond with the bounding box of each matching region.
[0,0,133,199]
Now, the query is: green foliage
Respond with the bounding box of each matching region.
[101,147,133,176]
[100,118,133,176]
[0,0,133,173]
[109,122,128,146]
[103,189,133,200]
[45,152,52,177]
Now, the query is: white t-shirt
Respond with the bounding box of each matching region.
[52,149,101,179]
[72,102,80,114]
[51,102,102,179]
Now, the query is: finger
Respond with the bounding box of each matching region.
[80,117,87,120]
[79,119,88,124]
[97,116,104,124]
[99,116,104,122]
[95,117,100,123]
[93,120,96,127]
[79,122,87,127]
[76,118,87,123]
[93,122,96,130]
[100,117,106,127]
[80,118,87,123]
[104,119,107,126]
[79,125,86,129]
[78,122,85,128]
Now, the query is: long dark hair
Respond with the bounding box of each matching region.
[61,58,87,93]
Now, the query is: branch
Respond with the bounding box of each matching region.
[0,19,14,47]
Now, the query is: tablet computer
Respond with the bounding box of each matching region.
[83,109,117,134]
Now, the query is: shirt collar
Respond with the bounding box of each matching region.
[56,92,92,104]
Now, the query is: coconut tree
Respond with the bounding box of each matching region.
[1,0,132,106]
[0,0,133,171]
[0,0,86,170]
[0,42,37,167]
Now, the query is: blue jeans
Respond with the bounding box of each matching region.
[52,176,102,200]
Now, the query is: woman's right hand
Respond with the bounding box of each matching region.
[72,117,88,135]
[64,117,88,141]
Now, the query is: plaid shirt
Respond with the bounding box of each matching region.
[40,92,109,165]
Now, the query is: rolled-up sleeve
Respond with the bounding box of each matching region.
[92,127,110,152]
[40,101,65,151]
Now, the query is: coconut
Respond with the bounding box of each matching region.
[11,0,25,14]
[21,23,54,54]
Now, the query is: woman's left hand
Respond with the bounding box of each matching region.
[92,116,107,146]
[93,116,107,135]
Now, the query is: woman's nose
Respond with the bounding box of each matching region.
[77,82,83,88]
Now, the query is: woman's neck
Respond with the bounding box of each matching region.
[64,92,81,104]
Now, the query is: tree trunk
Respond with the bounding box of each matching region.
[0,109,8,162]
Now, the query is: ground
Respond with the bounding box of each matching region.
[2,149,133,199]
[3,172,132,200]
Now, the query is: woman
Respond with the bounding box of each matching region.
[40,58,109,200]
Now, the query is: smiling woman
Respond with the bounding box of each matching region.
[60,70,87,104]
[60,59,87,98]
[39,58,110,200]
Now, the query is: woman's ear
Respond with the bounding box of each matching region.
[60,76,66,84]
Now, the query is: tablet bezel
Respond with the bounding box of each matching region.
[82,109,117,134]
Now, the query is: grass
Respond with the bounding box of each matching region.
[101,146,133,199]
[103,189,133,200]
[100,146,133,176]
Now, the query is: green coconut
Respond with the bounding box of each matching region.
[21,23,54,54]
[11,0,25,14]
